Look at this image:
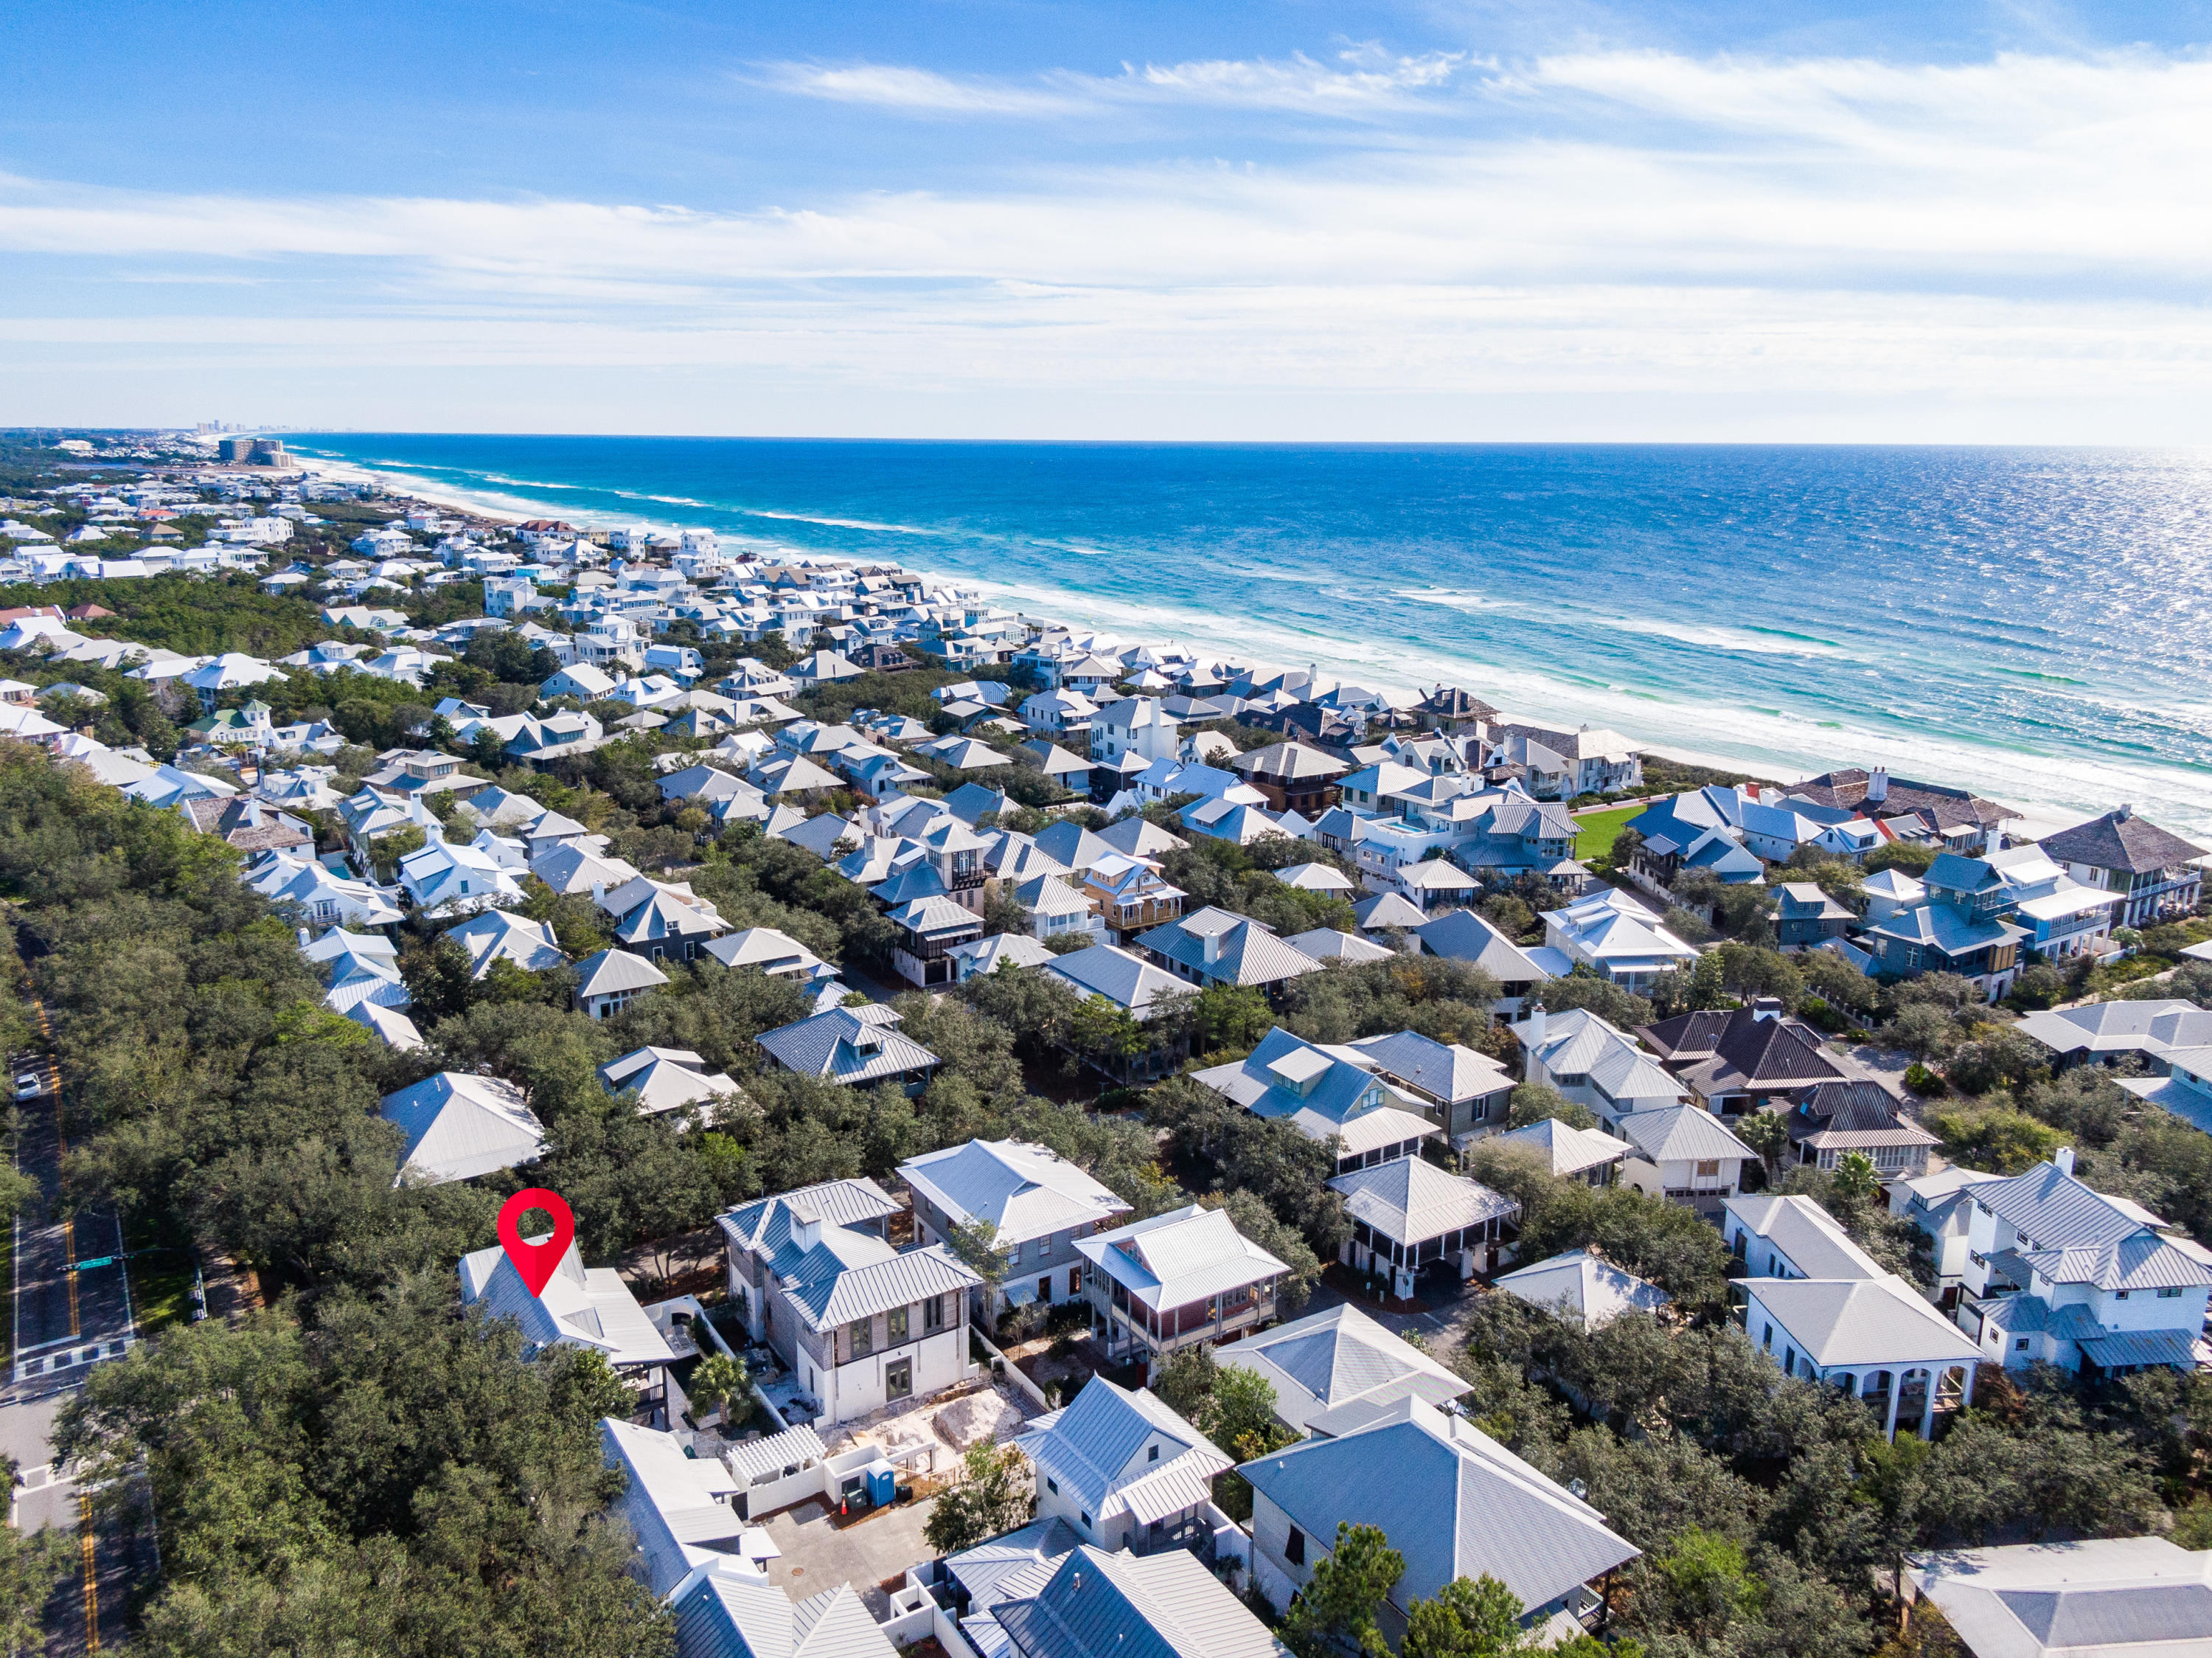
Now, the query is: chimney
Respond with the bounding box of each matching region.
[788,1204,823,1249]
[1523,1006,1547,1047]
[1750,996,1784,1022]
[1865,767,1888,804]
[1201,926,1220,966]
[2114,804,2132,822]
[2055,1146,2075,1177]
[591,881,606,903]
[297,926,311,948]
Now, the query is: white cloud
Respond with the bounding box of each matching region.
[4,49,2212,434]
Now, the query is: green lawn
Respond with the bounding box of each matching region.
[1574,804,1644,864]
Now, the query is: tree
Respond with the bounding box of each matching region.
[0,1509,74,1656]
[1645,1526,1765,1640]
[1832,1149,1881,1209]
[1192,983,1274,1052]
[1402,1575,1531,1658]
[1506,1082,1596,1132]
[1155,1343,1219,1423]
[1280,1523,1404,1658]
[923,1443,1035,1553]
[1734,1109,1790,1176]
[689,1352,751,1428]
[947,1217,1008,1305]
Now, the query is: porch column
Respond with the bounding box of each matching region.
[1961,1364,1977,1408]
[1883,1381,1901,1440]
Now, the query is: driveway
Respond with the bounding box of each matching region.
[757,1491,942,1617]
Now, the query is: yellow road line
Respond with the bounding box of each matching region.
[63,1217,79,1339]
[78,1491,98,1652]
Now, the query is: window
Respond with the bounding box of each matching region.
[885,1357,912,1401]
[1047,1477,1058,1494]
[2115,1289,2130,1301]
[1039,1277,1051,1305]
[924,1294,947,1331]
[1079,1512,1091,1528]
[1762,1324,1773,1352]
[2158,1286,2185,1299]
[1068,1266,1082,1297]
[1784,1347,1796,1373]
[1009,1240,1023,1265]
[887,1306,909,1343]
[1696,1159,1722,1179]
[849,1317,873,1359]
[1285,1527,1306,1566]
[1147,1443,1160,1463]
[2016,1338,2030,1350]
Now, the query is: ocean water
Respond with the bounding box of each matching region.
[282,437,2212,839]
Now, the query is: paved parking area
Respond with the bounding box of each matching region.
[757,1491,942,1617]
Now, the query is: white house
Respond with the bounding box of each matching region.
[1614,1106,1760,1213]
[1935,1151,2212,1378]
[1077,1204,1290,1377]
[1015,1376,1233,1558]
[898,1138,1131,1317]
[1514,1008,1688,1127]
[1214,1302,1469,1436]
[1542,889,1701,991]
[1736,1272,1983,1440]
[716,1179,981,1426]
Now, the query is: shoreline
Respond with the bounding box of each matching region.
[286,444,2182,842]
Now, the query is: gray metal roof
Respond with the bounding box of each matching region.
[1972,1161,2166,1249]
[786,1241,981,1331]
[897,1138,1130,1249]
[1737,1274,1983,1367]
[755,1005,940,1086]
[1214,1302,1467,1434]
[1495,1117,1629,1177]
[1327,1156,1517,1247]
[379,1072,548,1185]
[1239,1395,1639,1614]
[1906,1536,2212,1658]
[1618,1104,1758,1165]
[1137,906,1324,988]
[1723,1194,1888,1283]
[1013,1377,1228,1523]
[720,1178,901,1256]
[574,946,670,999]
[1494,1249,1669,1331]
[1348,1030,1512,1107]
[1043,943,1186,1019]
[994,1545,1286,1658]
[1074,1203,1290,1313]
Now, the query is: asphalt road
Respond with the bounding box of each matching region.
[13,1089,136,1381]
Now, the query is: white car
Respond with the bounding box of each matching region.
[13,1073,41,1101]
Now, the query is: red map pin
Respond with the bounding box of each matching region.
[496,1187,576,1296]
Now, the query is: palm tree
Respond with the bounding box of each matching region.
[690,1351,751,1432]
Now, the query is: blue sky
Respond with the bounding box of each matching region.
[4,1,2211,439]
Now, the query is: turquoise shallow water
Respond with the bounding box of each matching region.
[282,437,2212,838]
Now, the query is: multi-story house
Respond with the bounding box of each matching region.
[2037,807,2206,930]
[1228,741,1349,816]
[1861,853,2027,1001]
[897,1138,1132,1318]
[1932,1151,2212,1378]
[1088,696,1180,767]
[717,1177,982,1426]
[1484,724,1642,799]
[1541,889,1701,991]
[1193,1027,1442,1176]
[1343,1029,1514,1151]
[1016,1377,1233,1558]
[1983,843,2125,960]
[1077,1204,1290,1377]
[1515,1007,1688,1127]
[885,894,984,989]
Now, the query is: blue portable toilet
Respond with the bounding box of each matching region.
[866,1465,896,1508]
